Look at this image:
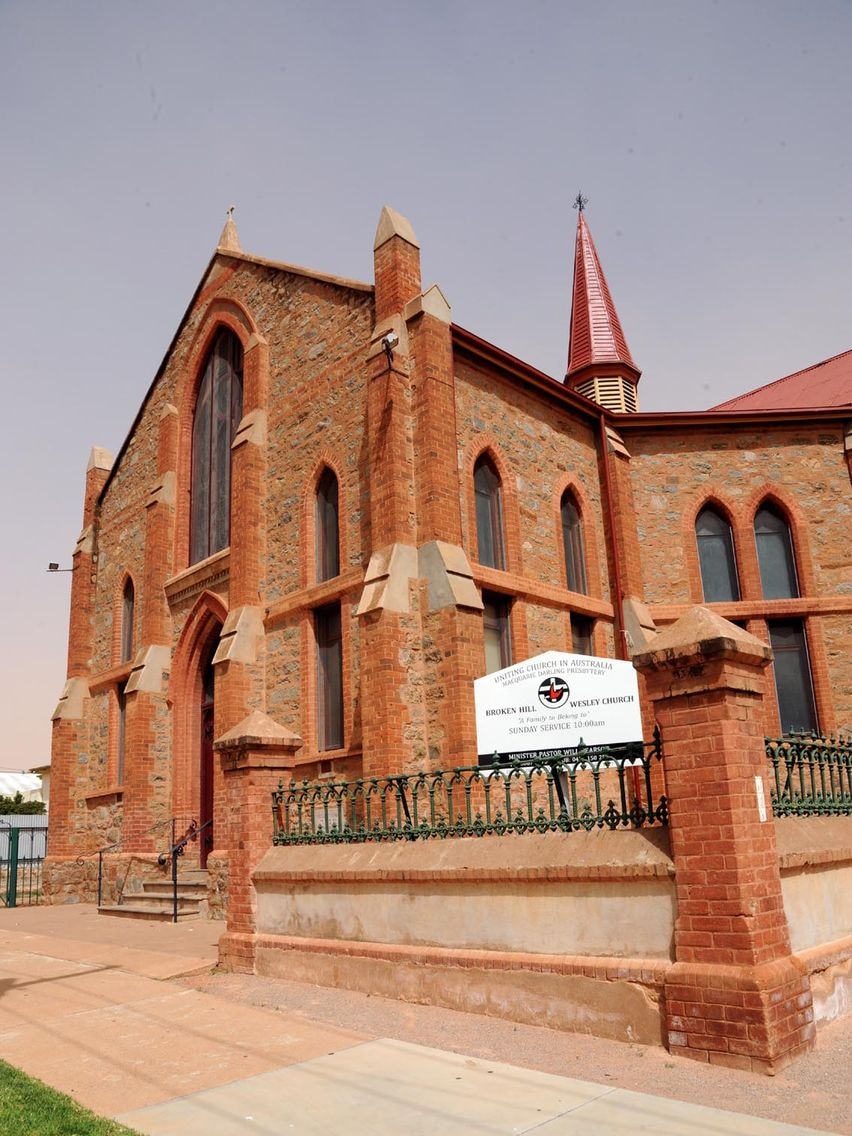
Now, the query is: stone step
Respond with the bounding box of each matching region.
[98,904,201,922]
[140,880,207,897]
[123,891,202,910]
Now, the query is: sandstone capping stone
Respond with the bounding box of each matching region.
[215,708,302,748]
[213,605,264,665]
[374,205,419,251]
[125,645,171,694]
[633,606,772,674]
[418,541,483,612]
[87,446,113,473]
[51,677,89,721]
[74,525,94,557]
[357,543,418,615]
[232,408,267,449]
[217,212,242,253]
[214,709,302,767]
[622,596,656,653]
[404,284,451,325]
[145,470,175,509]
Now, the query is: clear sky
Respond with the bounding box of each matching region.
[2,0,850,771]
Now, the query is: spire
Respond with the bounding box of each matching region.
[565,203,640,412]
[217,206,241,253]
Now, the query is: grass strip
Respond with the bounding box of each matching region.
[0,1059,142,1136]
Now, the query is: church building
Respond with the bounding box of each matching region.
[47,202,852,908]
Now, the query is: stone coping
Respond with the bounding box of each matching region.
[775,815,852,870]
[254,827,674,883]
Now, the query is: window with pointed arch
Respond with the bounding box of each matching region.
[474,454,506,570]
[695,505,740,602]
[560,490,588,594]
[754,502,799,600]
[315,467,340,582]
[190,328,244,564]
[120,578,135,663]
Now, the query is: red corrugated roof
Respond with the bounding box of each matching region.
[566,213,636,377]
[710,348,852,411]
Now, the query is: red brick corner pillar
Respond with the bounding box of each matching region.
[214,711,301,972]
[633,606,815,1073]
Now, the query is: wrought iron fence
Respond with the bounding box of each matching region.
[767,733,852,816]
[272,731,666,846]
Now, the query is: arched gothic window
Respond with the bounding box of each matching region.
[560,491,587,594]
[474,455,506,570]
[120,578,135,663]
[695,506,740,602]
[754,503,799,600]
[190,329,244,564]
[316,468,340,582]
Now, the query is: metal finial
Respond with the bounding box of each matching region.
[227,205,235,219]
[573,191,588,213]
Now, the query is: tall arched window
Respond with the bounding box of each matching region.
[695,506,740,602]
[474,455,506,570]
[754,503,799,599]
[560,491,587,594]
[190,328,244,564]
[120,578,135,663]
[315,468,340,582]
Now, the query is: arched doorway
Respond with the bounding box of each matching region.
[198,640,216,868]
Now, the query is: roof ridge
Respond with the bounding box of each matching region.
[711,346,852,410]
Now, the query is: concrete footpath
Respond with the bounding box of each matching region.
[0,905,844,1136]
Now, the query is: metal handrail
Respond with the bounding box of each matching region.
[83,816,183,906]
[157,819,212,923]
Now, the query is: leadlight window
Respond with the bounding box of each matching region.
[316,602,343,751]
[190,329,244,565]
[561,491,588,594]
[695,506,740,602]
[755,504,799,600]
[316,468,340,582]
[769,620,817,735]
[483,592,512,674]
[116,681,127,784]
[571,614,594,655]
[120,578,135,663]
[474,456,506,570]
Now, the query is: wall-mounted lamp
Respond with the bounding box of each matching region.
[381,331,399,367]
[47,562,75,573]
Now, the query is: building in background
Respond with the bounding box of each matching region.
[45,204,852,906]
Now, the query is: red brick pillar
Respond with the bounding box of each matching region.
[633,607,815,1073]
[214,711,300,971]
[48,447,111,865]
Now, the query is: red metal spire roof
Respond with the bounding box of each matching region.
[566,212,637,379]
[709,348,852,411]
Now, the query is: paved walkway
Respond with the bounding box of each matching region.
[0,905,844,1135]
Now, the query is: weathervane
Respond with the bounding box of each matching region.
[573,191,588,213]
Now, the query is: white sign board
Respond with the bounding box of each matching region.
[474,651,642,762]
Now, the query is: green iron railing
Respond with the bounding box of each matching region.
[768,733,852,816]
[272,730,666,846]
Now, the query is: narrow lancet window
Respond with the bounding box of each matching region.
[190,329,244,564]
[120,578,135,663]
[474,456,506,570]
[696,506,740,602]
[755,504,799,600]
[316,468,340,582]
[561,491,588,594]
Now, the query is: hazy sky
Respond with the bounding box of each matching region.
[2,0,850,770]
